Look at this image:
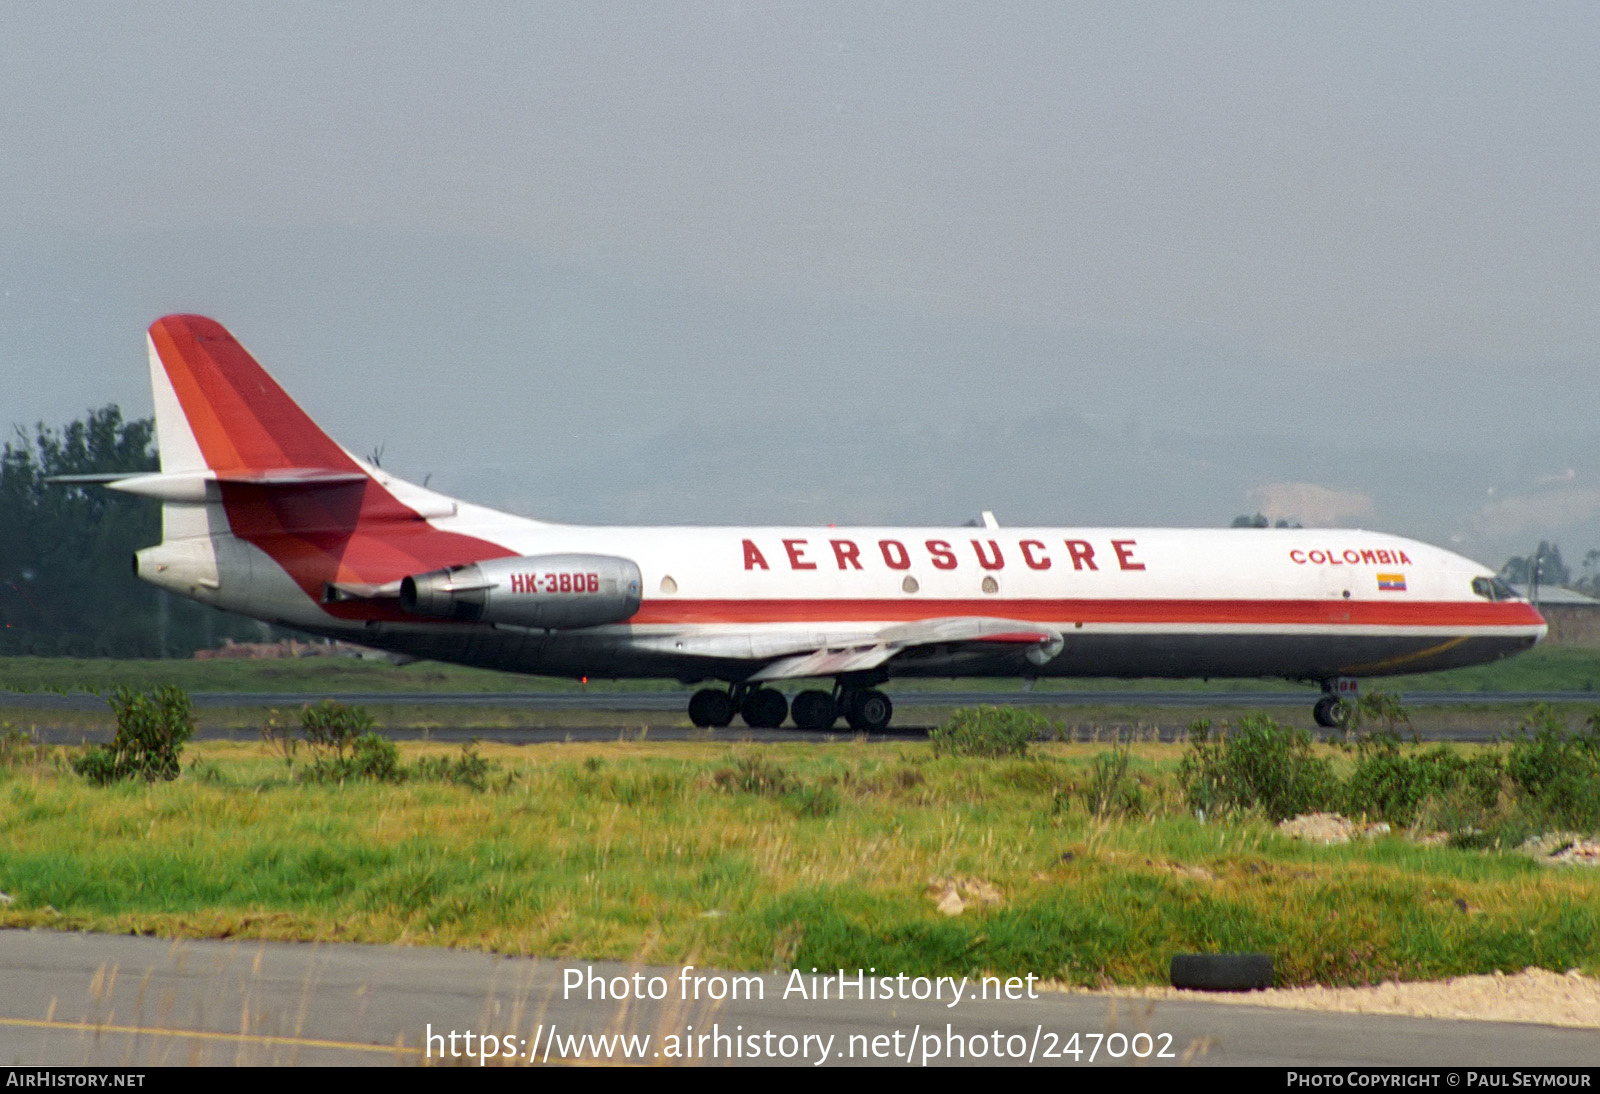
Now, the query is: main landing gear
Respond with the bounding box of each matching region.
[686,682,894,732]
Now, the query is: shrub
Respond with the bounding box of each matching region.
[72,685,195,785]
[1180,715,1337,822]
[1505,706,1600,832]
[301,732,403,785]
[929,706,1049,758]
[260,708,297,768]
[297,700,374,760]
[412,742,505,792]
[1079,742,1146,820]
[0,725,44,771]
[1341,733,1503,828]
[1348,691,1413,738]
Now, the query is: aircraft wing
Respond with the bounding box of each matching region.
[632,617,1064,680]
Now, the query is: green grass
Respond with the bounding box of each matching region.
[1,738,1595,987]
[1382,645,1600,694]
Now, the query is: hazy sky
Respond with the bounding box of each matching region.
[3,3,1597,570]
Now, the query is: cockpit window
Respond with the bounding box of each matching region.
[1471,576,1520,602]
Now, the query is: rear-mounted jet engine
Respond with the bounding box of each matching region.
[400,554,642,629]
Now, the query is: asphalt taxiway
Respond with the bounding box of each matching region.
[3,931,1596,1067]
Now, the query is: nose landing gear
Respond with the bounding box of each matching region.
[1312,693,1349,729]
[1313,678,1358,729]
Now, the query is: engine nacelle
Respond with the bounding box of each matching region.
[399,553,643,629]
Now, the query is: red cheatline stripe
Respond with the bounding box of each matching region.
[628,597,1545,628]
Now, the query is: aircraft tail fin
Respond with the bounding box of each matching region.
[146,314,364,479]
[133,316,511,609]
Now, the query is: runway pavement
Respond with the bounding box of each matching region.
[9,688,1596,744]
[2,930,1596,1067]
[6,688,1598,712]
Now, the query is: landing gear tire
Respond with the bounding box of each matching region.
[1313,694,1349,729]
[1170,953,1274,992]
[740,687,789,729]
[843,688,893,732]
[688,688,735,728]
[790,690,837,731]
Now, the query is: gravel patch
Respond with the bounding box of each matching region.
[1087,967,1600,1028]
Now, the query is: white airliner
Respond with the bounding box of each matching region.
[90,315,1546,731]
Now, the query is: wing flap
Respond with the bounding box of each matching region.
[749,644,898,681]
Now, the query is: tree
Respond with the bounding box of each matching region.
[1230,513,1302,529]
[0,406,262,656]
[1498,542,1571,589]
[1580,549,1600,596]
[0,407,159,655]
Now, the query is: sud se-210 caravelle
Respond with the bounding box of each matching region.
[77,315,1546,731]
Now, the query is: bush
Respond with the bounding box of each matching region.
[0,725,45,771]
[412,742,505,792]
[72,685,195,785]
[297,700,374,760]
[1347,691,1413,738]
[1504,706,1600,832]
[281,701,396,784]
[1079,742,1146,820]
[1341,733,1503,828]
[301,732,402,784]
[268,703,509,789]
[929,706,1050,758]
[1180,715,1337,822]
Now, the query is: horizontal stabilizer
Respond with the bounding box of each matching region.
[48,468,369,503]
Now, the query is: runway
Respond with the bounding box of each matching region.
[6,688,1598,712]
[3,930,1595,1067]
[9,688,1594,744]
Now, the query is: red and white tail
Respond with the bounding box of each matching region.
[146,315,368,482]
[138,316,511,612]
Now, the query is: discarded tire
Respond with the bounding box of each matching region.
[1169,953,1273,991]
